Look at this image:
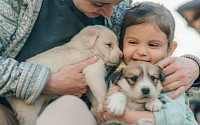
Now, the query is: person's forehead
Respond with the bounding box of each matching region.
[90,0,122,4]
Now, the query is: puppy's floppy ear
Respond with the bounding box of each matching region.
[81,26,100,48]
[111,68,123,84]
[157,66,165,82]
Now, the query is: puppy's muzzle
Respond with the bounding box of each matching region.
[141,87,150,95]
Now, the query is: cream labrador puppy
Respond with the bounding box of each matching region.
[6,25,122,125]
[106,61,165,125]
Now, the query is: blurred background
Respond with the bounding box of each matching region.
[133,0,200,123]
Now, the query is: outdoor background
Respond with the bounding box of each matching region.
[133,0,200,58]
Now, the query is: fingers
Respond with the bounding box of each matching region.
[162,81,182,92]
[157,57,172,69]
[103,103,108,112]
[167,86,187,99]
[158,58,179,77]
[74,88,88,97]
[79,87,88,93]
[74,56,98,72]
[162,71,182,86]
[75,93,83,98]
[106,84,120,96]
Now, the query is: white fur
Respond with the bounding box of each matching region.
[106,61,164,125]
[106,92,126,116]
[6,25,122,125]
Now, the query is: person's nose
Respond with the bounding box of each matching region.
[99,4,114,18]
[136,45,148,56]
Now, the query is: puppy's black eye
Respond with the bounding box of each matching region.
[131,76,138,82]
[151,76,156,82]
[106,43,111,47]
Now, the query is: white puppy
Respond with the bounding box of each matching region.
[6,25,122,125]
[106,61,165,125]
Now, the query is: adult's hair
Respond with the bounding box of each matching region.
[119,2,175,50]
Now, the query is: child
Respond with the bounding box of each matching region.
[103,2,198,125]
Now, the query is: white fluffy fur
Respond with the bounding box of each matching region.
[106,61,165,125]
[6,25,122,125]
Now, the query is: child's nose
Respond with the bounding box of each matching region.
[137,46,148,56]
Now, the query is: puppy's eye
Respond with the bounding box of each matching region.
[106,43,111,47]
[131,76,138,82]
[150,76,156,82]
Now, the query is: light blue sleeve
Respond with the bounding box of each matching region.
[0,57,51,104]
[154,91,198,125]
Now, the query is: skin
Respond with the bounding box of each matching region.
[123,23,177,65]
[43,56,98,97]
[103,23,178,124]
[158,56,199,99]
[73,0,122,18]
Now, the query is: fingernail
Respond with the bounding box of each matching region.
[91,56,98,63]
[103,113,106,120]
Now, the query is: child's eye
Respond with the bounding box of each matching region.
[149,43,158,47]
[129,41,137,44]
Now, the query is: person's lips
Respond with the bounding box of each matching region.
[92,12,101,16]
[132,58,150,62]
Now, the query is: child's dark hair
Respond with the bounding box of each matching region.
[119,2,175,50]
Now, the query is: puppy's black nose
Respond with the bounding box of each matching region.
[142,88,150,94]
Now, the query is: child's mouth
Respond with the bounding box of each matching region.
[132,58,150,62]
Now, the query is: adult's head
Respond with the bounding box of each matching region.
[73,0,123,18]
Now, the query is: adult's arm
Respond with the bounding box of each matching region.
[0,56,51,104]
[157,55,200,99]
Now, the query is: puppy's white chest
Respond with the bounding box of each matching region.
[127,100,145,111]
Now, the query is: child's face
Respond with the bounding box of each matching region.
[123,23,177,65]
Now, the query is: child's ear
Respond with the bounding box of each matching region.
[167,41,178,56]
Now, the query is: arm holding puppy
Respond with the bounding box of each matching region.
[103,84,197,125]
[0,56,98,104]
[158,55,200,99]
[43,56,98,97]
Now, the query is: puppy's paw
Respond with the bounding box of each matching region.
[106,92,126,116]
[135,118,154,125]
[90,107,105,125]
[97,102,103,112]
[145,99,162,112]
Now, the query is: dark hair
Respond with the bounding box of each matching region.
[119,2,175,50]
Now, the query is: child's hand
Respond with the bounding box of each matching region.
[157,56,199,99]
[106,84,120,96]
[104,84,131,124]
[103,103,131,124]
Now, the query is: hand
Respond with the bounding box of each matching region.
[103,84,129,122]
[157,56,199,99]
[43,56,98,97]
[103,103,131,123]
[106,84,120,96]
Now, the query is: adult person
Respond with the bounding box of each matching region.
[0,0,200,125]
